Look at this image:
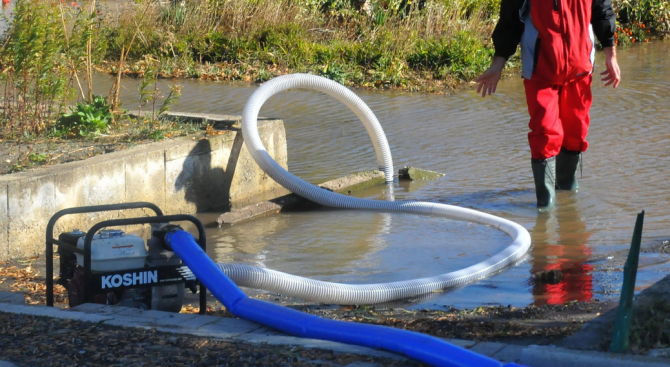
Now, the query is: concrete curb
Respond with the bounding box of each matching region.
[1,293,669,367]
[520,345,670,367]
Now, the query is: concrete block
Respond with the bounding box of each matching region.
[491,344,524,363]
[69,303,106,313]
[165,136,229,162]
[199,317,263,334]
[124,150,166,210]
[82,305,129,316]
[165,140,230,214]
[520,345,670,367]
[174,314,221,328]
[0,292,25,305]
[7,174,57,258]
[150,312,199,326]
[52,158,126,236]
[183,327,243,340]
[103,316,156,328]
[55,158,126,208]
[116,308,173,320]
[0,304,112,323]
[229,119,288,206]
[442,338,477,348]
[236,334,318,346]
[398,166,445,180]
[469,342,508,357]
[247,326,285,337]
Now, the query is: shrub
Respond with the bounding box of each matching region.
[614,0,670,36]
[56,95,112,136]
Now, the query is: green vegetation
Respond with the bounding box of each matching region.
[613,0,669,45]
[0,0,667,142]
[56,95,113,136]
[97,0,499,91]
[0,0,184,143]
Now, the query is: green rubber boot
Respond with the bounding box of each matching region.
[555,148,581,191]
[531,156,556,210]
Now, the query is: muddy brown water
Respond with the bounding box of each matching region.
[91,41,670,309]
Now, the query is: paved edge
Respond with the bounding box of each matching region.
[2,300,670,367]
[520,345,670,367]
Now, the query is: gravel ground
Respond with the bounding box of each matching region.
[220,299,617,345]
[0,312,426,367]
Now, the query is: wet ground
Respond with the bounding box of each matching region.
[179,41,670,309]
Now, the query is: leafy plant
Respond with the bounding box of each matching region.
[56,95,112,136]
[256,66,274,82]
[28,153,49,163]
[0,0,69,137]
[319,63,349,84]
[138,66,158,116]
[158,85,182,116]
[9,163,28,173]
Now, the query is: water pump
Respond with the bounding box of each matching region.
[45,202,207,314]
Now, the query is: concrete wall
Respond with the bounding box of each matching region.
[0,115,288,260]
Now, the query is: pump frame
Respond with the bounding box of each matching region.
[46,202,207,314]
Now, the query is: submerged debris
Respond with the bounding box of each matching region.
[398,166,445,180]
[534,269,564,285]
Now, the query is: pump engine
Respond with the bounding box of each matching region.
[46,203,206,313]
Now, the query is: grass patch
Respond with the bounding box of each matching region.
[629,300,670,352]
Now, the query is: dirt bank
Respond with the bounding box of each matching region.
[0,312,423,367]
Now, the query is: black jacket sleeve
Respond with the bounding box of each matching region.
[492,0,525,60]
[592,0,616,47]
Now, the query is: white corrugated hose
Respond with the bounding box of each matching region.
[214,74,531,305]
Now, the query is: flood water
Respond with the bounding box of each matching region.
[92,41,670,309]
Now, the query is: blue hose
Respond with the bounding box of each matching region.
[165,230,526,367]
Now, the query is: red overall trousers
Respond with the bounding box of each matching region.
[524,75,593,160]
[520,0,596,160]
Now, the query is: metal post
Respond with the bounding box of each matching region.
[610,210,645,353]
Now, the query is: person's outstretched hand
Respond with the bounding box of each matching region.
[601,46,621,88]
[475,56,506,97]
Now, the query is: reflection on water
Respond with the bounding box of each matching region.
[91,41,670,308]
[531,195,594,305]
[202,207,510,285]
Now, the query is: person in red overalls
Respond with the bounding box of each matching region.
[476,0,621,210]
